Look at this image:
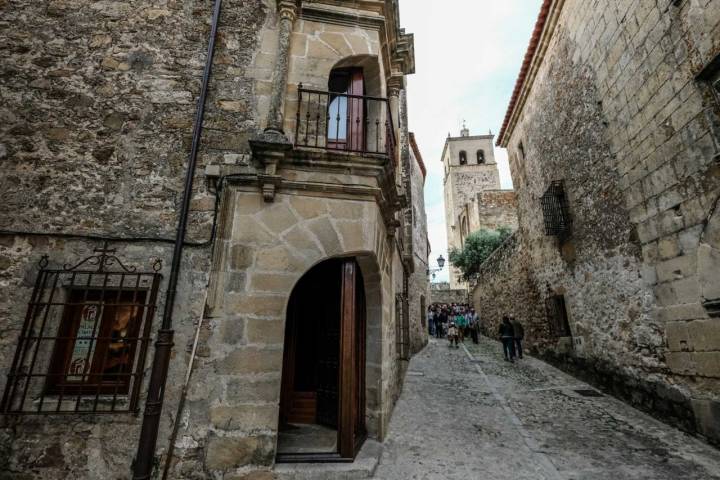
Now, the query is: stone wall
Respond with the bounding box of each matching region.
[471,190,518,233]
[0,1,268,477]
[471,235,543,341]
[429,283,468,305]
[494,0,720,446]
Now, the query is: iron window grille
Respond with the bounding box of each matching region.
[1,244,162,415]
[545,295,572,337]
[541,181,572,239]
[395,293,410,361]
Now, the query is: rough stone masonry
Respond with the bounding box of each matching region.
[480,0,720,447]
[0,1,427,478]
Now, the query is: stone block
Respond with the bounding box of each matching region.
[250,273,297,293]
[328,200,365,220]
[255,246,308,273]
[657,235,681,260]
[258,204,297,234]
[688,319,720,351]
[694,352,720,377]
[288,196,327,219]
[306,217,342,256]
[205,435,275,471]
[216,347,283,375]
[655,254,696,283]
[230,245,255,270]
[245,318,285,345]
[665,351,696,375]
[282,225,323,259]
[336,220,367,252]
[220,317,246,345]
[668,277,701,305]
[656,303,707,322]
[227,378,281,403]
[210,404,279,431]
[698,244,720,301]
[226,293,286,318]
[232,216,276,247]
[665,321,690,352]
[318,32,353,57]
[225,471,277,480]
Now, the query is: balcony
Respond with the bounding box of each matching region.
[294,85,396,157]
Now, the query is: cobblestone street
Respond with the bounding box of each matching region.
[372,337,720,480]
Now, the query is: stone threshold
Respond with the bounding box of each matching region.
[273,440,382,480]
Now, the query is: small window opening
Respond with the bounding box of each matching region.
[459,150,467,165]
[541,181,572,240]
[477,150,485,164]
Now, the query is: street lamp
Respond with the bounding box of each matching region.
[428,254,446,279]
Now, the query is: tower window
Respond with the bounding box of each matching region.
[477,150,485,164]
[459,150,467,165]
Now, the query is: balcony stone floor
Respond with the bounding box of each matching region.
[371,337,720,480]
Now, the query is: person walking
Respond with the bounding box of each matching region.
[428,307,435,337]
[447,322,459,349]
[436,308,446,338]
[499,316,515,362]
[455,310,467,343]
[510,315,524,359]
[468,308,479,344]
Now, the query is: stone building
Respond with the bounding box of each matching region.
[442,126,517,289]
[0,1,428,478]
[477,0,720,446]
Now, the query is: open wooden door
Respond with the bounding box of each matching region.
[277,257,366,461]
[338,259,366,458]
[327,68,365,152]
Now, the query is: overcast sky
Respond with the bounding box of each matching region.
[401,0,543,283]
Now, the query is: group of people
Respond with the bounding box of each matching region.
[426,304,525,362]
[427,303,480,347]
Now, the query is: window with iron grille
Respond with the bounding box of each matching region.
[1,244,162,414]
[541,181,572,239]
[545,294,572,337]
[395,293,410,360]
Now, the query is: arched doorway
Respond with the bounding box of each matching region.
[277,257,367,461]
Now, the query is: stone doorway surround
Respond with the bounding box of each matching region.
[195,189,393,475]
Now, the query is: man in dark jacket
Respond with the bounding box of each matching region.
[498,316,515,362]
[510,315,524,359]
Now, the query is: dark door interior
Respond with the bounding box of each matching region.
[278,257,367,460]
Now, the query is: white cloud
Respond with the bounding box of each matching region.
[401,0,542,282]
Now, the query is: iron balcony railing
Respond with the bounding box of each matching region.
[294,84,397,157]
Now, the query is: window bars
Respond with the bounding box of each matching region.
[294,85,396,156]
[540,181,572,239]
[395,293,410,361]
[1,244,162,414]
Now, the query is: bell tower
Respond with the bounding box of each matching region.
[442,126,503,289]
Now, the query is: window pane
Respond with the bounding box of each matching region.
[328,96,348,141]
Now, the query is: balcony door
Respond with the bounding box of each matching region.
[327,68,365,152]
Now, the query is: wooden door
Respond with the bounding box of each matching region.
[338,259,366,458]
[327,68,365,151]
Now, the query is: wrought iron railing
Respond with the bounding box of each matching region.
[294,84,396,157]
[1,244,162,414]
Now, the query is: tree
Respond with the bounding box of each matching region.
[448,227,512,281]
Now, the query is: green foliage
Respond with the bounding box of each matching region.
[448,227,513,281]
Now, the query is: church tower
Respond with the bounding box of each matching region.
[442,126,514,289]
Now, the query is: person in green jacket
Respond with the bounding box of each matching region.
[455,311,467,343]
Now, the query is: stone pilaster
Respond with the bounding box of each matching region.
[265,0,297,135]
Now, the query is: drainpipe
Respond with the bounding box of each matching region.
[132,1,223,478]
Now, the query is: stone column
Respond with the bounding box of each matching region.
[265,0,297,136]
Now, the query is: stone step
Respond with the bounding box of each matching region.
[273,439,382,480]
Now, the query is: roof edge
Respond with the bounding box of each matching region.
[496,0,564,148]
